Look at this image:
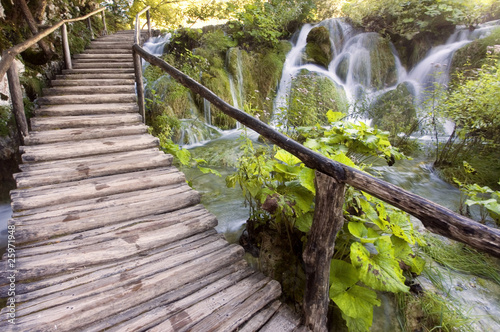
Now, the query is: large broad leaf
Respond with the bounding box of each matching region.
[330,260,379,332]
[326,110,345,123]
[388,210,415,244]
[295,212,313,233]
[285,182,314,214]
[392,237,425,274]
[350,237,409,293]
[274,149,301,165]
[348,222,380,243]
[298,167,315,194]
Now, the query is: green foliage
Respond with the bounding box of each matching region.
[434,56,500,187]
[0,106,13,137]
[228,112,422,331]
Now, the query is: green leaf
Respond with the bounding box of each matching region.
[392,237,425,274]
[298,167,315,194]
[198,166,221,177]
[348,222,380,243]
[350,237,409,293]
[326,110,345,123]
[175,149,191,166]
[274,149,301,165]
[295,212,313,233]
[388,210,415,244]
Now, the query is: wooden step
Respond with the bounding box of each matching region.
[56,73,135,80]
[25,123,148,145]
[71,57,133,63]
[62,68,135,74]
[20,134,159,162]
[43,85,135,96]
[36,103,138,116]
[11,166,185,211]
[82,48,132,54]
[50,78,135,86]
[72,62,134,69]
[37,93,136,105]
[15,148,172,187]
[88,42,134,49]
[31,113,142,130]
[73,53,132,59]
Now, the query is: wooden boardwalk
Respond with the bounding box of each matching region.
[0,31,302,331]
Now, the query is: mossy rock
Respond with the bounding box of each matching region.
[305,26,333,68]
[335,53,349,83]
[369,82,417,138]
[289,70,348,127]
[451,27,500,77]
[366,34,398,89]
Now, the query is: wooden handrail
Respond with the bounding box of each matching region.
[0,7,106,79]
[133,6,151,123]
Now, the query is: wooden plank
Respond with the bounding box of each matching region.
[13,187,200,244]
[98,262,253,332]
[35,103,138,116]
[62,68,135,74]
[12,182,186,220]
[36,93,137,105]
[50,78,135,86]
[3,228,218,297]
[15,150,171,187]
[0,245,244,331]
[56,73,135,80]
[11,167,185,211]
[43,85,134,96]
[237,301,282,332]
[20,134,159,162]
[149,273,268,332]
[260,305,302,332]
[188,279,282,332]
[31,113,141,130]
[24,124,147,145]
[72,62,134,69]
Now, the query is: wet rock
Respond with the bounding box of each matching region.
[305,26,333,68]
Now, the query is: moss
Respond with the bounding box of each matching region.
[369,82,417,142]
[451,27,500,77]
[368,35,397,89]
[305,26,333,68]
[288,70,348,127]
[0,106,13,137]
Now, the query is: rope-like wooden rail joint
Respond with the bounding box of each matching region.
[0,7,106,79]
[133,43,500,259]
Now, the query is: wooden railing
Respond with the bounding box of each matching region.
[0,7,107,143]
[132,43,500,331]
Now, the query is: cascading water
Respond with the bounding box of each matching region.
[227,48,245,129]
[142,33,172,55]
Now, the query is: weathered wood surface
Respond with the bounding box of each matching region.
[0,31,302,331]
[133,44,500,259]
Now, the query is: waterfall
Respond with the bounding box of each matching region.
[227,48,245,129]
[203,99,212,126]
[143,33,172,55]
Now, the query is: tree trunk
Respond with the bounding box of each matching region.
[16,0,53,60]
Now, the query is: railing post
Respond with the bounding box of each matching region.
[87,17,94,40]
[101,11,107,35]
[61,23,72,69]
[302,171,346,332]
[6,64,29,144]
[146,10,152,40]
[133,49,146,123]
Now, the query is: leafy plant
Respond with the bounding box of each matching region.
[228,111,424,331]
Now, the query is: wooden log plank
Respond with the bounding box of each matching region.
[82,48,132,54]
[12,234,228,315]
[72,53,132,60]
[36,93,137,105]
[20,134,159,162]
[12,182,185,220]
[237,301,282,332]
[42,85,134,96]
[15,150,171,187]
[11,213,218,280]
[189,279,282,332]
[50,78,135,86]
[55,73,135,80]
[35,103,138,116]
[13,188,200,244]
[17,148,163,172]
[260,305,302,332]
[72,62,134,69]
[149,273,268,332]
[24,124,147,145]
[61,68,134,74]
[3,228,217,298]
[11,167,185,211]
[12,206,213,258]
[31,113,141,130]
[100,262,253,332]
[0,245,244,331]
